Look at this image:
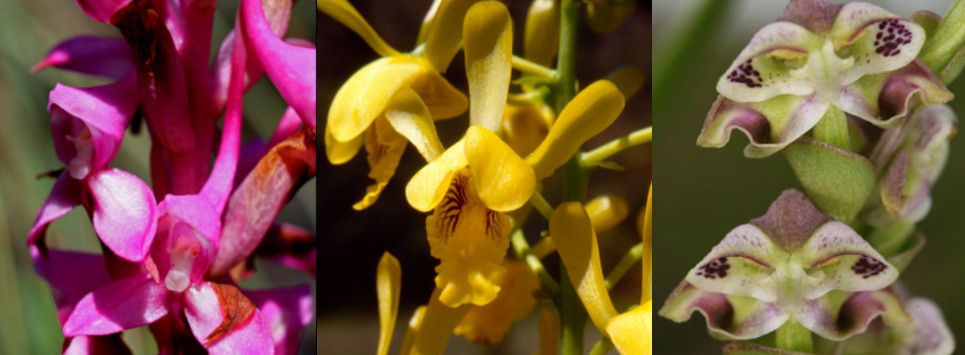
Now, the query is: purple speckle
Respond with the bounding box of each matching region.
[852,256,887,279]
[873,19,912,57]
[696,257,731,279]
[726,59,763,88]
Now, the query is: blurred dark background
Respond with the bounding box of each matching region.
[317,0,650,353]
[654,0,965,353]
[0,0,316,353]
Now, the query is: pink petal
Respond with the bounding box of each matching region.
[34,249,111,323]
[184,282,275,354]
[698,95,829,158]
[200,29,245,213]
[209,130,316,277]
[28,172,82,252]
[76,0,131,23]
[63,335,132,355]
[33,36,132,78]
[152,195,221,291]
[240,0,316,127]
[49,70,138,176]
[267,107,303,148]
[246,285,314,355]
[88,168,158,261]
[798,289,904,341]
[658,281,788,340]
[63,274,169,336]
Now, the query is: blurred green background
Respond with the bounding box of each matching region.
[654,0,965,353]
[0,0,316,353]
[317,0,649,354]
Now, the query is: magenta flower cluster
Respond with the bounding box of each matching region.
[28,0,316,353]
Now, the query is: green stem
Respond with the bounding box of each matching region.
[775,321,813,352]
[512,55,558,80]
[581,127,652,167]
[556,0,587,354]
[588,337,614,355]
[604,243,643,290]
[811,106,850,151]
[510,229,560,295]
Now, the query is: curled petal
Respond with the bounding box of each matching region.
[409,288,470,355]
[585,194,630,233]
[527,81,625,179]
[551,202,618,332]
[63,335,132,355]
[465,126,535,212]
[798,289,908,341]
[317,0,399,57]
[63,274,169,336]
[659,282,788,340]
[907,298,955,355]
[685,224,783,303]
[463,0,512,133]
[698,95,829,158]
[242,0,316,126]
[796,222,898,299]
[455,261,539,345]
[606,303,652,355]
[523,0,559,66]
[842,62,953,128]
[716,22,821,103]
[246,285,314,355]
[384,89,445,162]
[324,124,363,165]
[88,168,158,262]
[28,172,82,251]
[33,36,132,78]
[49,70,138,177]
[422,0,480,72]
[184,282,274,354]
[211,130,316,277]
[376,252,401,355]
[405,138,468,212]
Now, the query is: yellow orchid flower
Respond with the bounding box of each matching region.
[454,260,540,345]
[320,0,476,210]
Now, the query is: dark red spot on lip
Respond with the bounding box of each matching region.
[873,19,912,57]
[851,256,887,279]
[696,257,731,279]
[726,59,763,88]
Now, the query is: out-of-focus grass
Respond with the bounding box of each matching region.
[655,0,965,353]
[0,0,316,353]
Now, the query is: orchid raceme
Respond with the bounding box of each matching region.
[698,0,953,158]
[324,0,650,353]
[29,0,316,352]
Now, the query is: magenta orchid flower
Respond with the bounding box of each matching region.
[697,0,952,157]
[660,190,901,340]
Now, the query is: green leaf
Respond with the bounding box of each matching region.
[784,137,875,224]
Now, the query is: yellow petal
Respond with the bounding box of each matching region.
[408,288,471,355]
[353,118,407,210]
[324,123,363,165]
[523,0,560,66]
[606,302,653,355]
[466,126,536,212]
[422,0,479,72]
[408,66,469,121]
[328,57,424,142]
[463,1,513,132]
[527,80,626,180]
[642,184,652,303]
[317,0,400,57]
[585,0,636,34]
[454,261,539,345]
[585,194,630,233]
[536,307,560,355]
[426,173,510,306]
[384,89,445,161]
[376,252,402,355]
[502,101,554,156]
[416,0,443,44]
[551,202,619,332]
[606,66,646,100]
[400,306,426,355]
[405,138,468,212]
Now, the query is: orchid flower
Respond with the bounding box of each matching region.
[320,0,473,210]
[660,190,906,341]
[453,260,540,345]
[697,0,952,158]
